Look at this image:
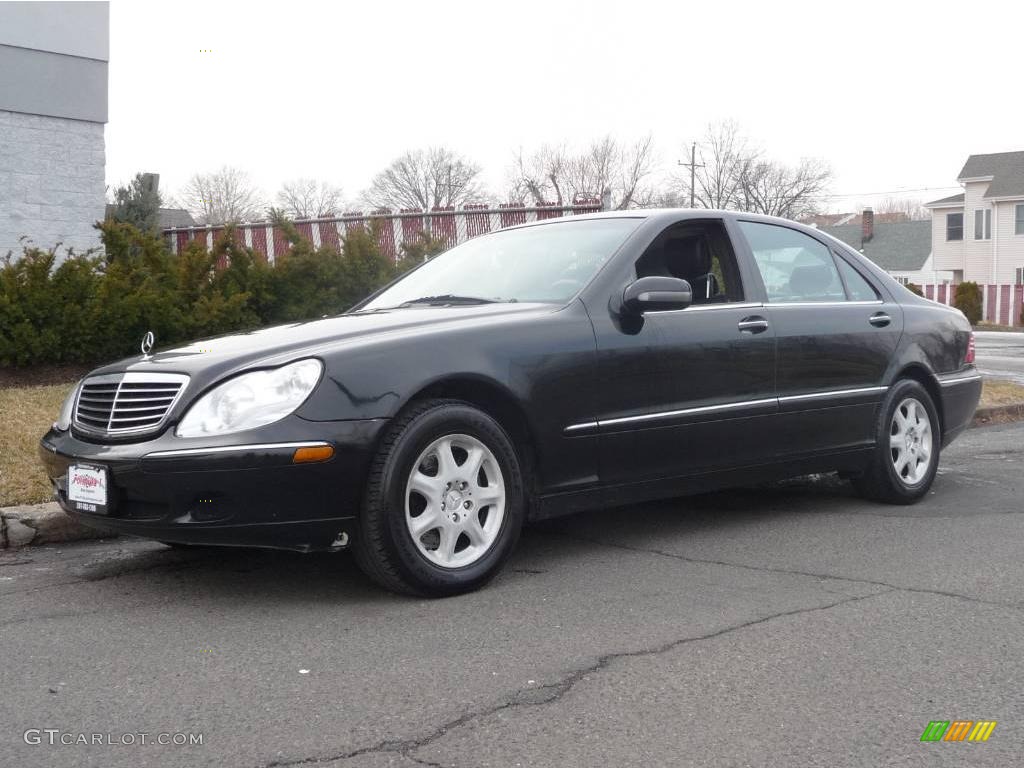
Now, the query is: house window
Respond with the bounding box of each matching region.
[1017,267,1024,286]
[974,209,991,240]
[894,276,910,285]
[946,212,963,241]
[1016,204,1024,235]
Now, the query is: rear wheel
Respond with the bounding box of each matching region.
[354,399,525,596]
[853,379,940,504]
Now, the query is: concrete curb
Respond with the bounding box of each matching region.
[1,402,1022,551]
[0,502,115,549]
[971,403,1024,426]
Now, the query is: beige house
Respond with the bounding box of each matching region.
[926,151,1024,284]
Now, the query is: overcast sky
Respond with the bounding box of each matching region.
[106,0,1024,214]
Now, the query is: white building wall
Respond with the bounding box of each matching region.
[962,180,995,282]
[930,206,963,272]
[889,253,953,286]
[992,199,1024,283]
[0,110,106,258]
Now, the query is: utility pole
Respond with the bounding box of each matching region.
[678,142,704,208]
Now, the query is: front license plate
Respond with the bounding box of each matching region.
[67,463,109,514]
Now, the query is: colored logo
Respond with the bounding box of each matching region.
[920,720,997,742]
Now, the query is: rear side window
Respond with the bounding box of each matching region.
[835,257,879,301]
[737,221,844,303]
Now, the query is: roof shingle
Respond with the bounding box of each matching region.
[925,192,964,206]
[821,219,931,272]
[958,151,1024,199]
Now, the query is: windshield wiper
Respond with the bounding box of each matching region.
[395,294,501,308]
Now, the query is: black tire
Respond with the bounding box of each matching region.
[353,399,525,597]
[852,379,941,504]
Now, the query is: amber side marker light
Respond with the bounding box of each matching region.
[292,445,335,463]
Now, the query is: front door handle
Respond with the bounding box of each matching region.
[869,312,891,328]
[738,316,769,334]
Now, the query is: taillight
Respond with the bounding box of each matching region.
[965,332,975,365]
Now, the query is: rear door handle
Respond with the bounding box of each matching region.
[738,316,769,334]
[869,312,891,328]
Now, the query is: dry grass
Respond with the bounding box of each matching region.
[0,376,1023,508]
[979,378,1024,408]
[0,383,72,507]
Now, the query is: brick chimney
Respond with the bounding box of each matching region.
[861,207,874,244]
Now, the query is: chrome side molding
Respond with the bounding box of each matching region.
[565,386,889,434]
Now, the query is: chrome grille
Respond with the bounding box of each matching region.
[74,372,189,436]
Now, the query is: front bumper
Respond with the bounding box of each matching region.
[38,416,388,552]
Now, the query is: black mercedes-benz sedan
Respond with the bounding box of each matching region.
[39,210,981,595]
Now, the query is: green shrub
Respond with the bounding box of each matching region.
[0,242,104,366]
[953,281,982,325]
[0,218,417,368]
[905,282,923,296]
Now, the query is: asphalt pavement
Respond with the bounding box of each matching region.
[3,423,1023,767]
[975,330,1024,383]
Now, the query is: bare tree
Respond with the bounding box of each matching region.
[738,157,833,220]
[508,144,569,205]
[674,121,832,219]
[680,121,757,210]
[508,134,656,209]
[870,196,929,221]
[276,178,345,219]
[179,166,267,225]
[362,147,486,210]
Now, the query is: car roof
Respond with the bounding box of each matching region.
[508,207,812,230]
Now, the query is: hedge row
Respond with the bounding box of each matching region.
[0,220,428,368]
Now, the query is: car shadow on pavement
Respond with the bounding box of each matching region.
[63,472,876,603]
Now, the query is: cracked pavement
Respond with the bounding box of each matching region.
[3,423,1024,767]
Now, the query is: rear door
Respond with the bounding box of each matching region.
[734,220,903,456]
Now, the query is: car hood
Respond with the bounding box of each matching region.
[89,303,557,384]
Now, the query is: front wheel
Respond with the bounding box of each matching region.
[853,379,941,504]
[354,399,525,596]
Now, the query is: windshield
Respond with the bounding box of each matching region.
[359,217,642,311]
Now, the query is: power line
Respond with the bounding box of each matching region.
[810,185,961,200]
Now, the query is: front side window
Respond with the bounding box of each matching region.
[634,221,745,304]
[738,221,845,303]
[359,218,641,310]
[947,213,963,241]
[1016,204,1024,236]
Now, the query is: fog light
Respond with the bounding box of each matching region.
[292,445,334,463]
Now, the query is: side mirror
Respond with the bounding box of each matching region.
[621,276,692,315]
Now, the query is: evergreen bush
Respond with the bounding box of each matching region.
[953,281,982,325]
[0,218,423,367]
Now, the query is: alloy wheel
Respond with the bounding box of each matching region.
[405,434,506,568]
[890,397,932,486]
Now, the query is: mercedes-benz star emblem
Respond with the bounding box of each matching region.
[140,331,155,357]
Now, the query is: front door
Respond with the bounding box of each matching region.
[586,218,777,488]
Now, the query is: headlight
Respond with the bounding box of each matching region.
[54,380,83,431]
[176,359,323,438]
